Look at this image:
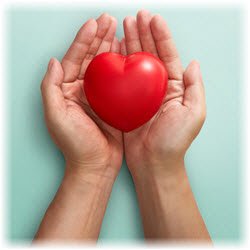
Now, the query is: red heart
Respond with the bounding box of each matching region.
[84,52,168,132]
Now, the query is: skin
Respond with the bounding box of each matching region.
[35,13,123,241]
[122,10,211,241]
[35,10,211,242]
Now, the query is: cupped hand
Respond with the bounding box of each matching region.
[41,14,123,180]
[122,10,206,175]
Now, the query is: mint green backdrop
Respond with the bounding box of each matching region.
[7,6,243,243]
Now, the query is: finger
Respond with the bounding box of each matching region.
[150,15,183,80]
[96,17,117,54]
[110,37,120,53]
[120,38,127,55]
[79,13,112,79]
[137,10,158,56]
[41,58,65,116]
[123,16,142,54]
[183,60,206,114]
[62,19,98,82]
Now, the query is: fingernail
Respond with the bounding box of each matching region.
[48,58,54,71]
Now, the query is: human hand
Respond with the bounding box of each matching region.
[41,14,123,183]
[122,10,206,177]
[36,15,124,240]
[37,12,210,240]
[120,11,210,240]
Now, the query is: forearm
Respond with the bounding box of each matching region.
[132,159,211,241]
[34,163,116,242]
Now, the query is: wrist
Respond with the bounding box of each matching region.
[132,162,190,203]
[64,160,118,189]
[129,158,190,196]
[128,156,185,183]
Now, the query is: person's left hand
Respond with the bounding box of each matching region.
[41,14,123,183]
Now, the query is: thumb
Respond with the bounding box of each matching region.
[41,58,65,116]
[183,60,206,114]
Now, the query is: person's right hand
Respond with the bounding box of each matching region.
[122,10,206,177]
[41,14,123,184]
[120,11,210,240]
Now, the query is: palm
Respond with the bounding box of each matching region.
[61,78,108,139]
[125,77,189,156]
[62,78,121,149]
[144,93,190,153]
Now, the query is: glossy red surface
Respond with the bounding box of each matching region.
[84,52,168,132]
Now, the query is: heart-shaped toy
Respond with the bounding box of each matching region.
[84,52,168,132]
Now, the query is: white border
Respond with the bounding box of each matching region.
[0,0,249,249]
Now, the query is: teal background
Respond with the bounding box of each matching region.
[7,6,243,243]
